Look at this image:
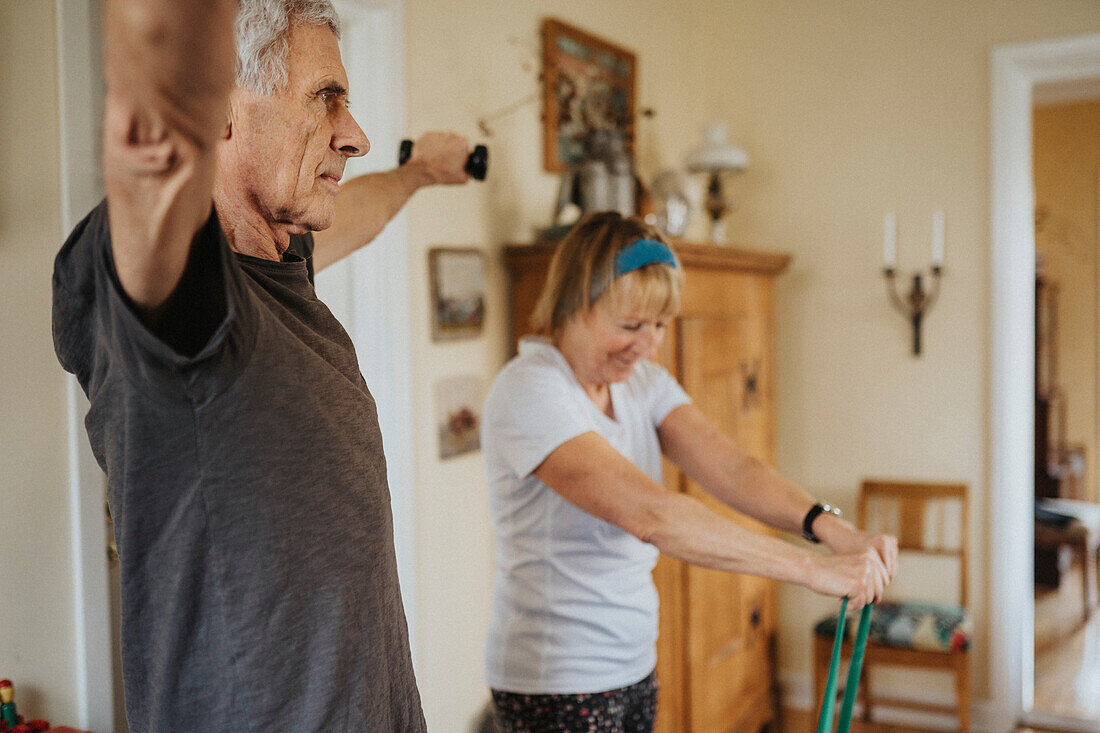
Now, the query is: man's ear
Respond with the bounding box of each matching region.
[221,97,238,140]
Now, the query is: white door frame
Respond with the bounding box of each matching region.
[56,2,114,731]
[56,1,413,727]
[990,31,1100,731]
[321,0,419,655]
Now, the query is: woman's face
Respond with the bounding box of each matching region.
[559,274,672,386]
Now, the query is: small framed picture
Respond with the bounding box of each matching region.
[435,374,484,460]
[429,247,486,341]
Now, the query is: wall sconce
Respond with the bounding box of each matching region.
[882,211,945,356]
[684,123,749,245]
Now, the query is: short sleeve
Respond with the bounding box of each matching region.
[635,360,692,427]
[52,200,255,403]
[482,359,599,480]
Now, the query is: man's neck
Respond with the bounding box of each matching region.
[213,193,291,261]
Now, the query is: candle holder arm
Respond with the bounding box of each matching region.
[883,266,943,356]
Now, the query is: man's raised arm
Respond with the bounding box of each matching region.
[311,131,470,272]
[102,0,237,317]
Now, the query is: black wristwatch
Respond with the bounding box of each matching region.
[802,502,842,543]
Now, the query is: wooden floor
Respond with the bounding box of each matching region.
[781,708,1093,733]
[780,707,944,733]
[1034,563,1100,720]
[780,709,1086,733]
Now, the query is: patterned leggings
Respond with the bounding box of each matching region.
[490,671,658,733]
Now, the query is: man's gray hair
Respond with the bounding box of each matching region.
[235,0,341,94]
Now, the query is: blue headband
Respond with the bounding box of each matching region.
[614,238,678,277]
[585,238,678,305]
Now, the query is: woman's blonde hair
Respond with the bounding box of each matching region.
[530,211,684,335]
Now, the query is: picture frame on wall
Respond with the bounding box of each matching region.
[428,247,486,342]
[434,374,484,460]
[540,17,637,173]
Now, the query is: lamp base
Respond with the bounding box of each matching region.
[705,171,730,245]
[708,217,728,245]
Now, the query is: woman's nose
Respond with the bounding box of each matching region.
[637,325,664,356]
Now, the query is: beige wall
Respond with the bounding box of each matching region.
[695,0,1100,706]
[1034,99,1100,503]
[0,0,79,725]
[7,0,1100,730]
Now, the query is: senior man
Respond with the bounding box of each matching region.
[52,0,466,729]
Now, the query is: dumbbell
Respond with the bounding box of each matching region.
[398,139,488,181]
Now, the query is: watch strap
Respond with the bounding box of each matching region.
[802,502,840,543]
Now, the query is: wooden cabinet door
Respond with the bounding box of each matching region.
[676,313,777,732]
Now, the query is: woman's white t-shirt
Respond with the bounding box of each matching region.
[481,337,691,694]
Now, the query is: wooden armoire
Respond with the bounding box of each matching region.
[503,240,791,733]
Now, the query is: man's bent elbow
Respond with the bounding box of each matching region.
[105,0,236,148]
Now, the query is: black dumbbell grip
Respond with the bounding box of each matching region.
[397,139,487,181]
[466,145,488,181]
[398,139,414,167]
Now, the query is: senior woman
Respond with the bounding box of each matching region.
[481,212,898,733]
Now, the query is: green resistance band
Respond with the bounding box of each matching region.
[815,598,874,733]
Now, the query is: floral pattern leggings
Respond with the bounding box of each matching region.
[490,671,658,733]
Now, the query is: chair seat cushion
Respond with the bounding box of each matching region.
[813,600,971,653]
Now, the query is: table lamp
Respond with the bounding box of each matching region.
[684,122,749,244]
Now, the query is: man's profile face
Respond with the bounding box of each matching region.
[228,21,369,234]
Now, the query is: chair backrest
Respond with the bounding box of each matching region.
[858,479,969,607]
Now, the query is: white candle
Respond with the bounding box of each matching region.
[931,210,945,268]
[883,212,897,270]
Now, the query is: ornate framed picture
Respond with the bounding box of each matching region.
[540,18,636,173]
[428,247,486,341]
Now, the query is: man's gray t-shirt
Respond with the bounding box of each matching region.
[52,202,426,732]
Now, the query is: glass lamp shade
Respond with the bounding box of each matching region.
[684,123,749,173]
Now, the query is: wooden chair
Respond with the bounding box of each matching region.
[812,479,971,731]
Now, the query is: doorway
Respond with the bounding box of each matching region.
[321,0,418,655]
[990,31,1100,733]
[1031,88,1100,725]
